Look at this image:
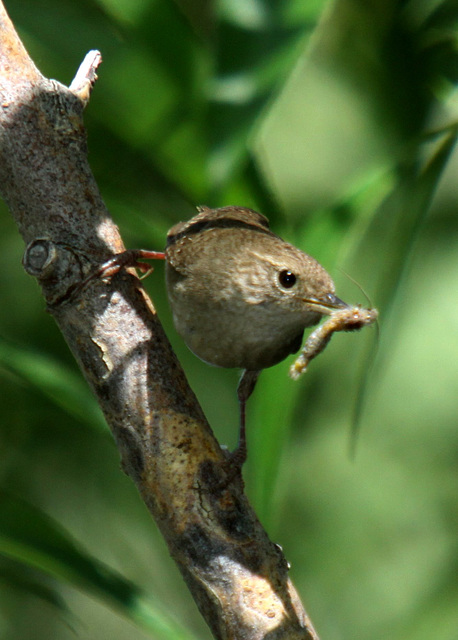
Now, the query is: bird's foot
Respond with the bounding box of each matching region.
[53,249,165,306]
[217,442,246,489]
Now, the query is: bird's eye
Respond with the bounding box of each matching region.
[278,269,297,289]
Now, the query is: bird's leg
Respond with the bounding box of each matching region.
[86,249,166,282]
[224,369,260,475]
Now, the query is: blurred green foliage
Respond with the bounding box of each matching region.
[1,0,458,639]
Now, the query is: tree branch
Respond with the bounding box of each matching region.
[0,4,320,638]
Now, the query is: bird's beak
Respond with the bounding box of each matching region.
[303,293,349,315]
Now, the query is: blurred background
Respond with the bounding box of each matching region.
[1,0,458,639]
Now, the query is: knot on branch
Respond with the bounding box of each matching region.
[22,238,58,277]
[22,238,87,305]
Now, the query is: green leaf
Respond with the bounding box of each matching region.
[0,491,196,640]
[0,558,76,631]
[0,337,106,432]
[208,1,329,203]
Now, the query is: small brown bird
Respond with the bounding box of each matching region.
[163,206,355,467]
[89,206,376,469]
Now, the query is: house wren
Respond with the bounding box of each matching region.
[87,205,377,469]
